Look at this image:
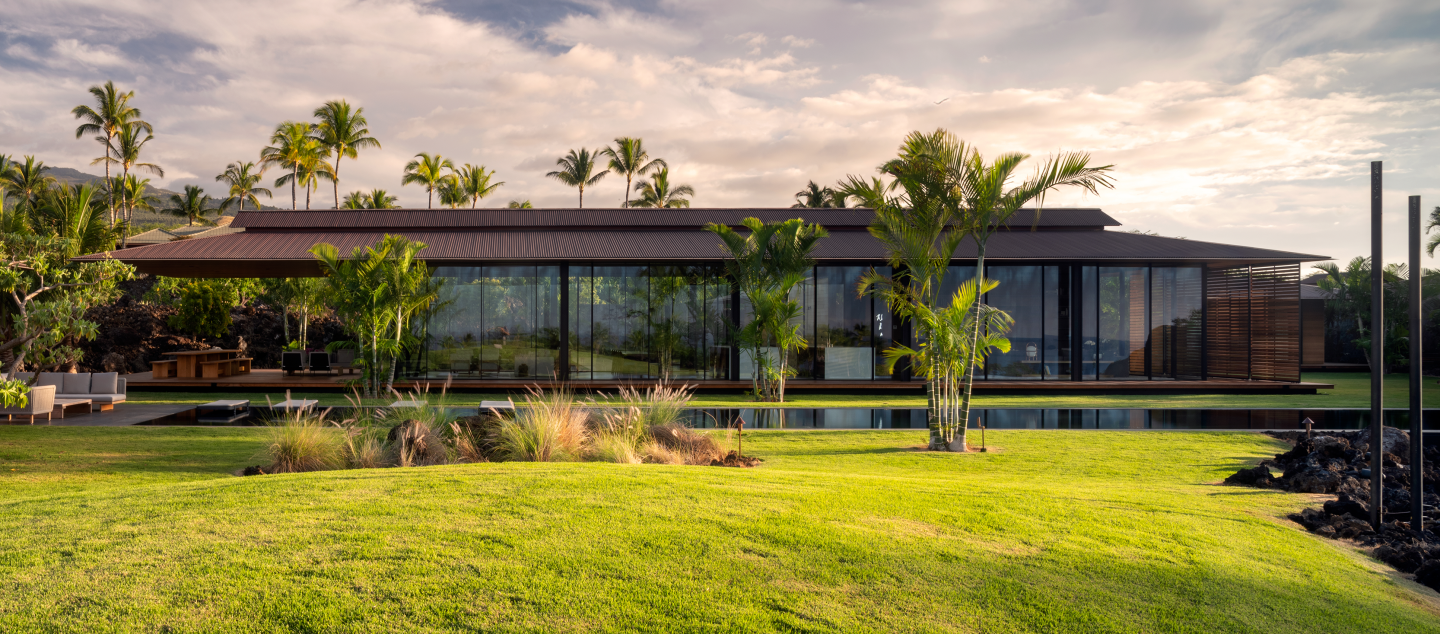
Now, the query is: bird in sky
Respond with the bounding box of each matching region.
[934,97,950,104]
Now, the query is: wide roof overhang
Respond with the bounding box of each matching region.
[76,208,1329,277]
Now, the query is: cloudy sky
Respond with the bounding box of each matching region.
[1,0,1437,267]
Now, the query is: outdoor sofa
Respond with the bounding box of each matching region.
[14,372,127,411]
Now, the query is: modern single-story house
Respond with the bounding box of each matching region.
[83,207,1329,391]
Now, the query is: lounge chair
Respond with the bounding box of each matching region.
[333,348,357,375]
[0,385,56,424]
[282,351,304,376]
[308,351,333,375]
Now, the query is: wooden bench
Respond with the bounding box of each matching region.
[150,360,178,379]
[198,357,254,379]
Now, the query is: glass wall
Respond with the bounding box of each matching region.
[417,262,1208,383]
[424,266,561,379]
[570,265,730,380]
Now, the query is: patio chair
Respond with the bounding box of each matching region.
[0,385,55,424]
[308,351,334,375]
[282,351,304,376]
[333,348,357,375]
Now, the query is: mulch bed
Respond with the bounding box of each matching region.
[1224,429,1440,592]
[711,451,762,467]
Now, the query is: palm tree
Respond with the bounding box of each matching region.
[402,153,455,209]
[114,175,158,232]
[1425,206,1440,256]
[455,164,504,208]
[165,185,217,226]
[506,200,533,209]
[841,129,1114,451]
[342,190,368,209]
[260,121,312,210]
[546,148,608,208]
[32,183,118,257]
[600,138,665,207]
[2,156,55,210]
[792,181,845,208]
[312,100,381,209]
[293,144,335,210]
[344,189,400,209]
[215,161,271,213]
[628,169,695,208]
[365,189,400,209]
[72,81,148,226]
[438,182,467,208]
[102,123,164,246]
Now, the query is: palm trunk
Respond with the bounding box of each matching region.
[333,157,341,209]
[119,164,130,248]
[428,188,434,209]
[291,167,297,210]
[305,183,311,210]
[579,186,584,209]
[281,304,290,343]
[625,174,632,208]
[103,140,113,226]
[386,305,402,393]
[955,246,988,452]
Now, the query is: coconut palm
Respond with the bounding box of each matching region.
[215,161,271,213]
[260,121,313,210]
[455,164,504,208]
[312,100,381,209]
[628,168,694,208]
[101,122,165,243]
[2,156,55,210]
[32,183,118,257]
[506,200,533,209]
[401,153,455,209]
[344,189,400,209]
[165,185,217,226]
[113,175,158,231]
[546,148,607,208]
[600,138,665,207]
[72,81,148,226]
[342,191,368,209]
[1425,206,1440,257]
[293,146,335,210]
[439,182,468,208]
[792,181,845,208]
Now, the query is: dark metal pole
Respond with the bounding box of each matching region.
[1410,194,1424,530]
[1371,160,1384,529]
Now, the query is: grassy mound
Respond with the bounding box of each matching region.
[0,428,1436,632]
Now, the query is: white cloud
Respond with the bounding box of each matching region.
[0,0,1434,264]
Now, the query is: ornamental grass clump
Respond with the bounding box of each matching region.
[645,423,723,465]
[261,402,345,474]
[494,385,587,462]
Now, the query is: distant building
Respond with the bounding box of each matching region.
[123,216,242,248]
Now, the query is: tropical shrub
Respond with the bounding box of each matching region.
[166,279,235,339]
[0,379,29,408]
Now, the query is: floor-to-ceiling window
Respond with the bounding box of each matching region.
[1078,265,1203,381]
[424,265,561,379]
[570,265,730,380]
[816,266,879,379]
[986,266,1045,379]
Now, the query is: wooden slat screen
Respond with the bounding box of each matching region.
[1204,264,1301,382]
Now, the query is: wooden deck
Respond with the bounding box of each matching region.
[121,369,1334,394]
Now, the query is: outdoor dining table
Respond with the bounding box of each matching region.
[161,349,251,379]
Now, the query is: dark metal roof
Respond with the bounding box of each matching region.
[81,222,1328,278]
[231,207,1120,231]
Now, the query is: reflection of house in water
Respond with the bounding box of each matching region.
[85,207,1327,389]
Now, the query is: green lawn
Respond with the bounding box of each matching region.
[124,372,1440,409]
[0,427,1436,632]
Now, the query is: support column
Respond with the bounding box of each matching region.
[1371,160,1384,529]
[1410,194,1424,529]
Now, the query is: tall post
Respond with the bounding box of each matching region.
[1410,195,1424,530]
[1370,160,1384,529]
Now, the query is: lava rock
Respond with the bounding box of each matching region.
[1414,560,1440,592]
[241,465,266,476]
[1323,495,1369,522]
[1225,465,1275,487]
[1374,545,1429,574]
[1286,467,1342,494]
[1315,525,1338,538]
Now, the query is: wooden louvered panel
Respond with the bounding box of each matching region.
[1204,264,1301,382]
[1250,264,1301,382]
[1205,267,1252,380]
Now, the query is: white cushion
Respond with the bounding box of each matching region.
[63,373,91,395]
[87,394,126,404]
[36,373,65,390]
[90,372,118,395]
